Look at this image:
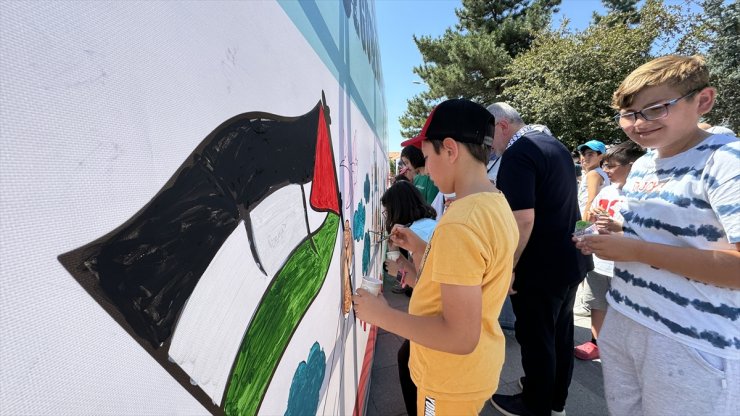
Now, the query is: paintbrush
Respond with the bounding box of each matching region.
[370,223,413,244]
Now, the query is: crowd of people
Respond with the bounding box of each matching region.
[353,54,739,416]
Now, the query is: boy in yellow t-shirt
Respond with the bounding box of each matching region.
[353,99,519,415]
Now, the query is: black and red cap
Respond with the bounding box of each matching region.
[400,99,495,148]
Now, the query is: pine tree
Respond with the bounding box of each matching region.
[703,0,739,132]
[399,0,560,139]
[592,0,640,26]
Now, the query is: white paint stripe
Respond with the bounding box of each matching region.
[169,183,330,405]
[251,183,314,276]
[168,221,270,404]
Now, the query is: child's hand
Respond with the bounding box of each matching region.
[352,289,389,325]
[384,258,400,276]
[395,255,412,269]
[389,224,425,254]
[573,234,639,261]
[595,214,622,233]
[588,207,606,223]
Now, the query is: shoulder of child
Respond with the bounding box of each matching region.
[706,138,740,174]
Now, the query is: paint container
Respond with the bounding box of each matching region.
[386,250,401,261]
[360,276,382,296]
[573,220,599,240]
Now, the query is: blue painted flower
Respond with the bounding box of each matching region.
[352,202,366,241]
[285,342,326,416]
[364,174,371,203]
[362,232,371,276]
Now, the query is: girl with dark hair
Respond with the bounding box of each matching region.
[380,180,437,416]
[380,180,437,296]
[380,181,436,293]
[381,181,436,236]
[393,173,410,183]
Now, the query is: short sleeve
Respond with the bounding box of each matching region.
[497,139,538,211]
[705,141,740,243]
[429,223,487,286]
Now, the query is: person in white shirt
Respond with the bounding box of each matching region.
[574,141,645,361]
[577,139,610,220]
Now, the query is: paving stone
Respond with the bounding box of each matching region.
[499,330,524,385]
[372,331,404,370]
[367,365,408,416]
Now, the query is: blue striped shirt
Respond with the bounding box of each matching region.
[608,134,740,358]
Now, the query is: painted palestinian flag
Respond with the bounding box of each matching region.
[59,94,341,415]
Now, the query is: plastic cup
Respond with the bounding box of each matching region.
[573,220,599,239]
[386,250,401,261]
[360,276,382,296]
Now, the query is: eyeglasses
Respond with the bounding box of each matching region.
[613,88,702,127]
[602,163,627,170]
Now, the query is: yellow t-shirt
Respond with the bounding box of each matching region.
[408,191,518,401]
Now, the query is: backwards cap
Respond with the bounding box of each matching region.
[401,99,494,148]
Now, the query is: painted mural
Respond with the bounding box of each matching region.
[59,96,344,414]
[0,1,386,415]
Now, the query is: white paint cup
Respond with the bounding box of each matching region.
[386,250,401,261]
[360,276,382,296]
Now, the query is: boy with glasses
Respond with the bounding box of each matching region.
[576,55,739,415]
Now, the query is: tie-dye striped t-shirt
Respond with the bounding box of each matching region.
[608,134,740,358]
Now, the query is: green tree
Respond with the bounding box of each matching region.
[592,0,640,26]
[702,0,739,132]
[399,93,438,140]
[501,0,677,148]
[399,0,560,139]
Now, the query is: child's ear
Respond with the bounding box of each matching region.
[441,137,458,160]
[696,87,716,116]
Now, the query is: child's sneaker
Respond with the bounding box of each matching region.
[574,341,599,360]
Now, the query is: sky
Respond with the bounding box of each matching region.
[375,0,611,152]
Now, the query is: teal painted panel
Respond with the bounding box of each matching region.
[278,0,387,147]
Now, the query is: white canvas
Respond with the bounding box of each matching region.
[1,1,387,415]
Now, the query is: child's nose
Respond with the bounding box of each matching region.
[633,114,650,126]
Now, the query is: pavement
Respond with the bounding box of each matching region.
[366,274,607,416]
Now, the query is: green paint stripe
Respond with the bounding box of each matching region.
[224,213,339,415]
